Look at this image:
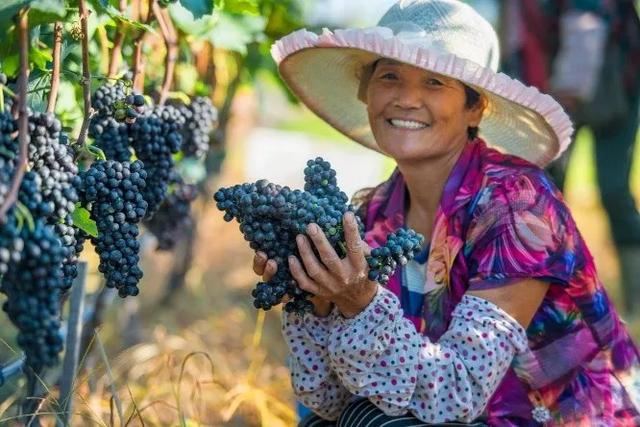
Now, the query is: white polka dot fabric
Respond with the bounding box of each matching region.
[282,308,354,420]
[282,286,529,423]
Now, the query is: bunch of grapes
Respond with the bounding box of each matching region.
[130,105,184,218]
[0,214,23,276]
[27,112,78,219]
[144,174,197,250]
[89,116,132,162]
[26,112,83,290]
[174,96,217,159]
[304,157,349,205]
[90,82,145,162]
[367,229,423,285]
[77,160,148,297]
[214,157,424,314]
[0,110,18,207]
[0,219,66,370]
[91,81,145,122]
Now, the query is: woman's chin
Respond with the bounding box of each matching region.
[377,141,433,161]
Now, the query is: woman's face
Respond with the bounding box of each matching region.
[365,59,484,162]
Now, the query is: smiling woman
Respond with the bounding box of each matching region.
[259,0,640,426]
[362,59,484,164]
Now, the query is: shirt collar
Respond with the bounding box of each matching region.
[380,138,483,220]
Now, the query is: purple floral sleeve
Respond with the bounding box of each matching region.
[466,173,578,291]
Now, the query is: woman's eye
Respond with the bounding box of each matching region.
[426,78,443,86]
[379,72,397,80]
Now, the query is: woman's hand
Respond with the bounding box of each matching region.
[252,251,333,317]
[289,211,378,319]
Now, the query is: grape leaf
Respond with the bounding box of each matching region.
[168,3,218,37]
[208,12,266,54]
[71,205,98,238]
[87,0,154,31]
[0,0,66,34]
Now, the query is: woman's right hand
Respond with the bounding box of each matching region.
[252,251,334,317]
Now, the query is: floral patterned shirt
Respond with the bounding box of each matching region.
[359,138,640,425]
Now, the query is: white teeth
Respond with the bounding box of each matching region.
[389,119,428,129]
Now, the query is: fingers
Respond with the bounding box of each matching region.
[342,212,367,271]
[252,251,267,276]
[253,251,277,282]
[288,255,322,296]
[262,259,278,282]
[305,223,346,277]
[296,234,330,283]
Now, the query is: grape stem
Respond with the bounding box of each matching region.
[153,3,178,105]
[0,9,30,222]
[108,0,128,78]
[47,21,63,113]
[76,0,94,147]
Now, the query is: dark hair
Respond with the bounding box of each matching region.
[358,60,482,140]
[463,85,481,140]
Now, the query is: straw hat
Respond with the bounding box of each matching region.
[270,0,574,167]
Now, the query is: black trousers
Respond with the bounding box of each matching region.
[298,399,488,427]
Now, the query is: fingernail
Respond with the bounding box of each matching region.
[288,255,296,265]
[297,234,305,245]
[345,212,355,223]
[307,223,318,235]
[257,251,266,259]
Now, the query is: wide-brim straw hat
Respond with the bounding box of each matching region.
[270,0,574,167]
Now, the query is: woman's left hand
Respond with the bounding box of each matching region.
[288,211,378,319]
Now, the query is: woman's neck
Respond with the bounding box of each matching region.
[398,143,467,238]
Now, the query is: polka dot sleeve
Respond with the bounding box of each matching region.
[282,309,353,421]
[327,286,529,423]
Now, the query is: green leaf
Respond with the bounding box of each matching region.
[87,0,154,31]
[178,0,214,20]
[72,205,98,238]
[169,2,219,36]
[0,0,66,34]
[208,12,266,54]
[15,202,34,232]
[221,0,259,15]
[1,54,20,77]
[29,45,52,71]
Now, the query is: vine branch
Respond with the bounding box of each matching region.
[153,3,178,104]
[108,0,128,78]
[47,22,63,113]
[77,0,93,147]
[0,9,30,222]
[132,0,155,92]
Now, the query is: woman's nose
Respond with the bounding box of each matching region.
[392,84,423,109]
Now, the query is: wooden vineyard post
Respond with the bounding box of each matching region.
[57,261,88,427]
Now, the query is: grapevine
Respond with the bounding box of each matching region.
[0,0,294,423]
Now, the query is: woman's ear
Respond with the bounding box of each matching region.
[468,94,487,127]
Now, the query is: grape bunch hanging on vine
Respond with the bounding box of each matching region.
[0,0,219,383]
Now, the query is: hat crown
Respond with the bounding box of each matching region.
[378,0,500,71]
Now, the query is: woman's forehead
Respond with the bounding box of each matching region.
[375,59,453,81]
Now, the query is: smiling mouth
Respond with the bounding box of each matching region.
[386,119,430,130]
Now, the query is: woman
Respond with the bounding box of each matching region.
[254,0,640,425]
